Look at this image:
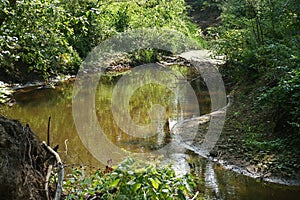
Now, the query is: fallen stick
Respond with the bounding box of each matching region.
[45,164,53,200]
[42,141,64,200]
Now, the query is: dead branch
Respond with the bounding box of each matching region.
[42,141,64,200]
[64,139,68,155]
[45,164,53,200]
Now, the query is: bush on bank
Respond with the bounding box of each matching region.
[209,0,300,138]
[0,0,204,82]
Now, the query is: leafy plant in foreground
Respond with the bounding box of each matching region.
[63,158,200,200]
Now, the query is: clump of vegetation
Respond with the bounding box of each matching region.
[209,0,299,134]
[0,0,204,82]
[205,0,300,177]
[242,127,300,176]
[63,158,202,199]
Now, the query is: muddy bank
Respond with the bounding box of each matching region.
[212,96,300,186]
[0,116,47,199]
[178,105,300,186]
[187,98,300,186]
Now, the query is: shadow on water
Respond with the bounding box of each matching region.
[1,67,300,199]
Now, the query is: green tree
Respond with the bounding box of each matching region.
[0,0,81,80]
[0,0,204,82]
[210,0,300,133]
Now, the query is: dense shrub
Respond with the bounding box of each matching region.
[0,0,204,81]
[0,0,82,80]
[209,0,300,133]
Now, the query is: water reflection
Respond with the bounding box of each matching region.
[205,161,219,196]
[0,82,103,169]
[1,71,300,199]
[1,68,209,165]
[189,155,300,200]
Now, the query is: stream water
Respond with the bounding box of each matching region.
[1,69,300,199]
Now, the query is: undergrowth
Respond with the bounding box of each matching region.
[62,158,203,200]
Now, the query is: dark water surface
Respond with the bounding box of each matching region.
[1,72,300,199]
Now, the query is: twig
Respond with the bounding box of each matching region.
[47,117,51,146]
[45,164,53,200]
[64,139,68,155]
[191,191,199,200]
[42,141,64,200]
[217,151,223,160]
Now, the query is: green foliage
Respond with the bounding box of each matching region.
[63,158,199,199]
[210,0,300,134]
[0,0,204,81]
[130,49,160,65]
[211,0,299,75]
[209,0,300,175]
[242,126,300,175]
[258,68,300,133]
[129,49,172,66]
[0,0,82,79]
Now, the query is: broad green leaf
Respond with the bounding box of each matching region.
[133,183,142,192]
[149,178,160,189]
[110,179,120,187]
